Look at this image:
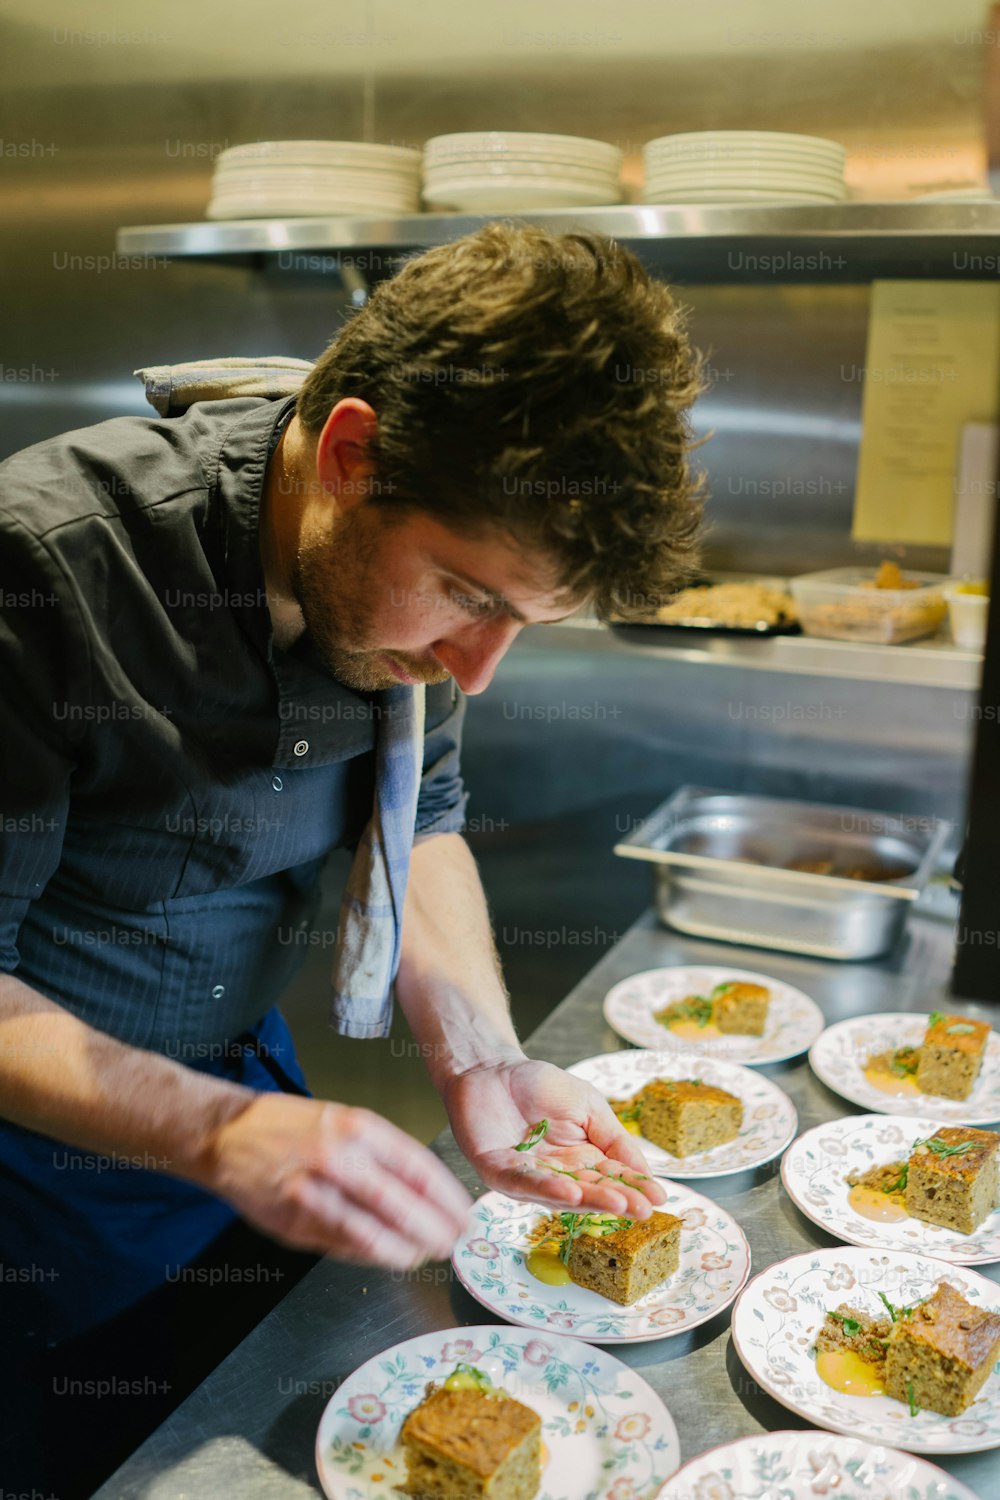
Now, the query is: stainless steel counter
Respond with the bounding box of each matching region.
[94,909,998,1499]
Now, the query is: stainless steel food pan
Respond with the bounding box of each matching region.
[614,786,951,961]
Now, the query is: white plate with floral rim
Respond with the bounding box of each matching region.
[602,966,825,1065]
[781,1114,1000,1267]
[809,1014,1000,1124]
[567,1050,798,1180]
[658,1429,982,1500]
[451,1183,751,1344]
[314,1323,680,1500]
[731,1247,1000,1454]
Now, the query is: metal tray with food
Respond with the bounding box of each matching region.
[611,579,800,637]
[614,785,951,961]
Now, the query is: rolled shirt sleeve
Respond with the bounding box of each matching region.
[0,517,83,974]
[413,679,470,839]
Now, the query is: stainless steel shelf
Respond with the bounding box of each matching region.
[526,614,983,690]
[116,202,1000,279]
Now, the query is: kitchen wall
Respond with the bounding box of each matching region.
[0,2,986,1084]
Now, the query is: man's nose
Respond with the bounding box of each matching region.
[431,616,522,694]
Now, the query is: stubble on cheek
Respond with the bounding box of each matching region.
[291,516,450,691]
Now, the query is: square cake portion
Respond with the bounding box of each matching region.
[637,1079,743,1157]
[904,1127,1000,1235]
[884,1282,1000,1417]
[399,1372,541,1500]
[565,1210,682,1306]
[915,1014,990,1101]
[712,981,770,1036]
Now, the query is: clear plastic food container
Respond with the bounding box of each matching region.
[789,567,948,644]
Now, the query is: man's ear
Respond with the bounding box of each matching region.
[315,398,379,508]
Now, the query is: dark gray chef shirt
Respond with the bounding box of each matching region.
[0,395,468,1054]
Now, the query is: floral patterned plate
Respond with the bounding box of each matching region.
[452,1183,750,1344]
[781,1114,1000,1266]
[314,1323,680,1500]
[603,965,824,1064]
[567,1050,798,1179]
[809,1014,1000,1125]
[731,1247,1000,1453]
[659,1429,981,1500]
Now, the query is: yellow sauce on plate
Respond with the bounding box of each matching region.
[815,1348,885,1397]
[863,1064,920,1097]
[525,1245,572,1286]
[665,1019,722,1040]
[848,1183,908,1223]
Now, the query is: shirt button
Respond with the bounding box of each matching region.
[293,739,309,757]
[211,984,225,999]
[271,775,284,792]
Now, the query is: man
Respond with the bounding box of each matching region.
[0,222,704,1491]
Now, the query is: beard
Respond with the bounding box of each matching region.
[291,507,451,693]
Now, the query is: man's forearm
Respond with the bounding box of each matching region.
[394,832,524,1093]
[0,972,252,1183]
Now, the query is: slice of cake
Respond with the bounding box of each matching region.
[915,1014,990,1101]
[884,1281,1000,1416]
[399,1365,541,1500]
[561,1210,682,1306]
[712,981,770,1036]
[904,1127,1000,1235]
[635,1078,743,1157]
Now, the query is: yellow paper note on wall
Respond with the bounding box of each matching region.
[852,281,1000,547]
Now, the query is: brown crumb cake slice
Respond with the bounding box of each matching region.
[905,1127,1000,1236]
[915,1014,990,1102]
[635,1079,743,1157]
[884,1281,1000,1417]
[562,1210,682,1306]
[399,1365,541,1500]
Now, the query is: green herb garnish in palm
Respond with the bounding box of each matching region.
[514,1119,549,1152]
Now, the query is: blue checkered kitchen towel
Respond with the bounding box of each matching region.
[135,356,428,1039]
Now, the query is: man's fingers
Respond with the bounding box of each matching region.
[485,1155,585,1210]
[337,1107,473,1230]
[294,1178,435,1267]
[575,1175,663,1219]
[333,1155,467,1261]
[584,1105,659,1178]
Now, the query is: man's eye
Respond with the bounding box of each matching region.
[451,590,494,615]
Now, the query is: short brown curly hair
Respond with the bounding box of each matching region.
[296,222,706,621]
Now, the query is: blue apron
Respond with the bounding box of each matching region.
[0,1003,311,1348]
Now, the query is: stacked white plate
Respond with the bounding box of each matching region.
[642,130,847,205]
[205,140,422,220]
[913,186,995,202]
[422,131,622,212]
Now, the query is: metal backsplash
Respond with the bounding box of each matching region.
[2,15,984,568]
